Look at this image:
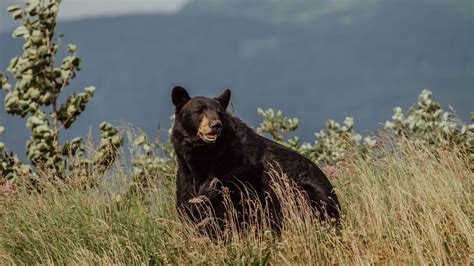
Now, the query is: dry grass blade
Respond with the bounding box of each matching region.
[0,134,471,264]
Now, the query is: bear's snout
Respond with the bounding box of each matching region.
[197,113,222,143]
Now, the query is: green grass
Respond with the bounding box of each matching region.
[0,137,472,264]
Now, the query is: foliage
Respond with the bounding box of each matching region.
[258,90,472,166]
[131,133,174,180]
[303,117,376,165]
[257,109,376,165]
[256,108,299,143]
[385,89,474,168]
[0,76,29,181]
[0,0,122,179]
[94,122,124,170]
[384,89,473,145]
[125,117,176,201]
[0,126,31,181]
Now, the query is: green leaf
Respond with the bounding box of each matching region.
[71,57,81,68]
[111,135,122,145]
[11,9,23,20]
[25,0,39,15]
[134,134,147,146]
[40,92,52,105]
[66,104,77,116]
[30,30,43,44]
[100,122,111,131]
[29,116,44,126]
[37,46,48,56]
[7,5,21,12]
[8,57,19,70]
[67,44,77,54]
[27,88,40,100]
[85,86,96,94]
[61,70,70,81]
[12,26,29,38]
[26,0,39,5]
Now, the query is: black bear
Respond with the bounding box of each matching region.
[171,86,340,232]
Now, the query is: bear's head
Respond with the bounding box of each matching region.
[172,86,231,144]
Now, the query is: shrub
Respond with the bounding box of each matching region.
[385,89,473,169]
[0,0,123,180]
[384,89,472,146]
[118,117,176,202]
[257,109,375,165]
[258,90,472,167]
[0,125,31,180]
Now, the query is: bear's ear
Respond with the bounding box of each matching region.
[172,86,191,110]
[215,89,231,110]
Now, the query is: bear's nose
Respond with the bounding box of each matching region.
[210,120,222,134]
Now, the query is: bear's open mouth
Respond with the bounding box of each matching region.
[198,132,218,143]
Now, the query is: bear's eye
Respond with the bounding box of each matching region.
[196,106,205,113]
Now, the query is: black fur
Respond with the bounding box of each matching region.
[171,86,340,232]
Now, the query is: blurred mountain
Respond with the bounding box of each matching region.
[183,0,473,25]
[0,0,472,159]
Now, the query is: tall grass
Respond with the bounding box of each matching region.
[0,136,471,264]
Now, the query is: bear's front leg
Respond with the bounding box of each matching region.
[176,170,222,222]
[189,177,225,220]
[177,176,226,238]
[196,177,221,199]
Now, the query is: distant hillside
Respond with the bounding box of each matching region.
[183,0,473,26]
[0,0,472,158]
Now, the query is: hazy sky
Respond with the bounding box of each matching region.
[1,0,191,31]
[56,0,191,20]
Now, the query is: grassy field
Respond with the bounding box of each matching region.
[0,137,472,264]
